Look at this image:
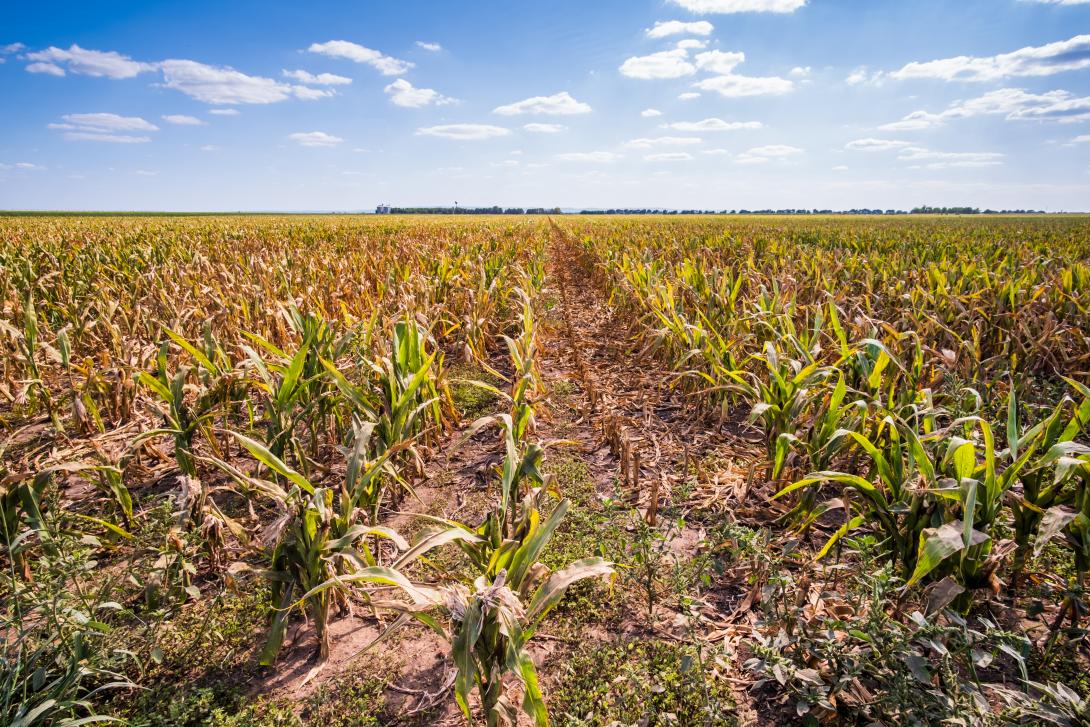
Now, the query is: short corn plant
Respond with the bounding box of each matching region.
[215,431,409,664]
[136,341,223,479]
[776,414,940,576]
[363,423,613,725]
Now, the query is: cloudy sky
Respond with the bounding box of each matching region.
[1,0,1089,211]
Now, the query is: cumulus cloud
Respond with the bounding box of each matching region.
[845,138,912,151]
[556,151,623,162]
[897,146,1003,168]
[523,123,567,133]
[641,108,663,117]
[645,152,694,161]
[416,124,511,140]
[59,113,158,133]
[664,118,762,131]
[622,45,793,96]
[27,62,65,76]
[625,136,703,149]
[667,0,807,12]
[162,114,205,126]
[209,108,240,116]
[694,50,746,75]
[307,40,413,75]
[160,59,332,104]
[384,78,456,107]
[790,66,811,77]
[694,74,792,96]
[679,91,701,100]
[620,49,696,79]
[0,161,46,171]
[880,87,1090,130]
[677,39,708,50]
[288,131,343,147]
[24,44,154,78]
[892,34,1090,82]
[416,41,442,52]
[282,69,352,85]
[646,20,715,38]
[493,91,591,115]
[735,144,803,163]
[846,66,885,86]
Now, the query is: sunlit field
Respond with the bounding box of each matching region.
[2,213,1088,725]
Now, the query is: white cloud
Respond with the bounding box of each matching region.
[416,124,511,140]
[208,108,240,116]
[493,91,591,115]
[679,92,702,100]
[877,110,943,131]
[0,161,46,171]
[288,131,343,147]
[736,144,803,163]
[746,144,803,156]
[641,108,663,117]
[695,73,793,96]
[897,146,1003,168]
[881,88,1090,130]
[307,40,413,75]
[60,113,158,132]
[24,44,154,78]
[667,0,807,12]
[1,43,25,54]
[789,66,811,77]
[134,170,158,176]
[646,20,715,38]
[62,132,151,143]
[291,86,336,100]
[556,151,623,162]
[845,138,912,151]
[694,50,746,75]
[701,148,731,155]
[1024,0,1090,4]
[620,49,695,79]
[892,34,1090,82]
[26,62,65,76]
[282,69,352,85]
[674,49,794,97]
[645,152,694,161]
[677,39,708,50]
[491,159,520,168]
[846,66,885,86]
[162,114,205,126]
[159,59,331,104]
[625,136,703,149]
[416,41,442,52]
[200,145,219,151]
[832,165,849,171]
[523,123,567,133]
[665,118,762,131]
[384,78,456,108]
[1073,134,1090,142]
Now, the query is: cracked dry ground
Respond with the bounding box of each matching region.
[235,221,782,727]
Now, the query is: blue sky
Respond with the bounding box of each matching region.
[1,0,1089,211]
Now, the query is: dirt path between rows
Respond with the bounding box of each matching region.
[259,218,767,724]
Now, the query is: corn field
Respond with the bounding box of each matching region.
[2,213,1090,726]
